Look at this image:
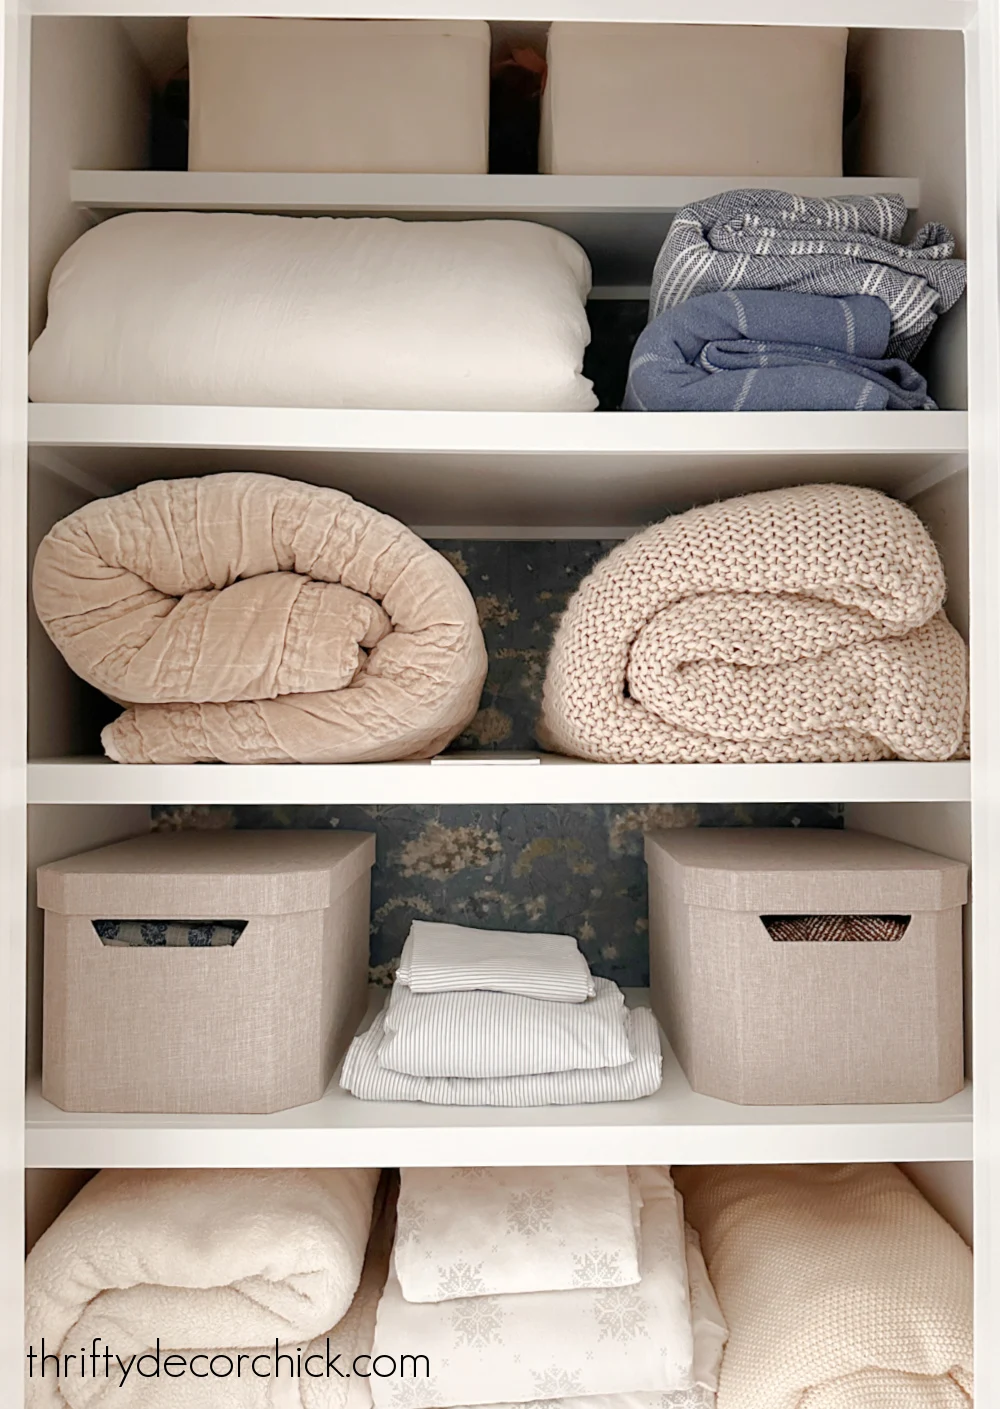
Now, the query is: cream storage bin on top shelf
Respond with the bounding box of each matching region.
[37,830,376,1115]
[188,18,491,174]
[644,828,967,1106]
[541,23,848,177]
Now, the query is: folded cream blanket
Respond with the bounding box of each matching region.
[372,1166,692,1409]
[394,1165,641,1300]
[539,484,968,764]
[32,473,487,764]
[25,1167,380,1408]
[674,1163,974,1409]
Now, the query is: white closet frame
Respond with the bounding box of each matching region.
[2,2,999,1406]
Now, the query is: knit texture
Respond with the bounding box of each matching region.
[673,1164,974,1409]
[649,190,967,360]
[538,485,968,764]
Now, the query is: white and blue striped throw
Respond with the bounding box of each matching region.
[379,976,632,1078]
[649,189,967,360]
[340,1004,663,1106]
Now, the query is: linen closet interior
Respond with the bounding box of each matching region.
[19,13,980,1409]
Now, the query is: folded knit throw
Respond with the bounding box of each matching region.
[538,484,968,764]
[624,291,935,412]
[32,473,487,764]
[673,1163,974,1409]
[649,190,966,360]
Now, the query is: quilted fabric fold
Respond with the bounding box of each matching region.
[32,473,488,764]
[539,484,968,764]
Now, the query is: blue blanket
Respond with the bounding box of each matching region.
[624,290,936,412]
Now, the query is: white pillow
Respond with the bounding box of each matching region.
[29,211,597,412]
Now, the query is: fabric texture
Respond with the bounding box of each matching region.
[32,473,488,764]
[379,976,631,1078]
[28,211,596,411]
[25,1167,380,1408]
[371,1166,692,1409]
[624,291,935,412]
[340,1003,663,1106]
[538,484,968,764]
[91,919,247,947]
[396,921,595,1002]
[188,18,491,175]
[393,1165,641,1301]
[674,1163,974,1409]
[541,24,846,177]
[649,189,966,360]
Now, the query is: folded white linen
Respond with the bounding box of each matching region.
[415,1221,726,1409]
[341,1004,663,1106]
[371,1166,692,1409]
[396,921,595,1002]
[25,1167,379,1409]
[380,976,631,1078]
[394,1166,641,1301]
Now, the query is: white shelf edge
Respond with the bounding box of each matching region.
[26,758,973,806]
[24,993,973,1169]
[69,171,923,215]
[27,405,969,458]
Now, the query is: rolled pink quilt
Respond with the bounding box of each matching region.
[539,484,968,763]
[33,473,487,763]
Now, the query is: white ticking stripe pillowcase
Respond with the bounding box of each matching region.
[379,977,632,1079]
[396,920,595,1002]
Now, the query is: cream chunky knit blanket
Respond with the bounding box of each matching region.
[539,485,967,763]
[674,1164,974,1409]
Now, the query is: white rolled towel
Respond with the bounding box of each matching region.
[25,1167,380,1408]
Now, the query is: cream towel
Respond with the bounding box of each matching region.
[673,1163,974,1409]
[25,1167,379,1408]
[539,485,968,764]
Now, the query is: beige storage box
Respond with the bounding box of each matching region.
[541,24,847,176]
[38,830,376,1115]
[188,18,491,173]
[645,828,966,1105]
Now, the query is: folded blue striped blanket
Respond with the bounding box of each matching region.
[649,189,966,360]
[625,290,936,412]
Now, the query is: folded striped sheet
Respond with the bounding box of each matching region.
[379,976,631,1078]
[395,920,595,1002]
[340,1004,663,1106]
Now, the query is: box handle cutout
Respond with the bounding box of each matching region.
[761,914,910,943]
[92,920,248,948]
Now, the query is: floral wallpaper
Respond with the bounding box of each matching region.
[152,541,842,987]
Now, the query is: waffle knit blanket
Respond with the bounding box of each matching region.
[538,484,968,764]
[32,473,487,764]
[673,1164,974,1409]
[624,290,936,412]
[649,190,966,360]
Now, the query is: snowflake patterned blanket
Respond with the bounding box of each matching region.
[25,1167,382,1407]
[649,189,966,361]
[539,484,969,764]
[370,1167,703,1409]
[624,291,935,412]
[32,472,487,764]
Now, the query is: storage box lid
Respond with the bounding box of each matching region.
[37,830,376,917]
[644,828,968,913]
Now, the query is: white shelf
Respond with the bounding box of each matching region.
[26,757,972,806]
[70,172,921,290]
[24,992,972,1169]
[29,406,967,532]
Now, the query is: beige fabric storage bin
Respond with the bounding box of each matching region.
[644,828,966,1105]
[541,24,847,177]
[38,830,376,1115]
[188,18,491,174]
